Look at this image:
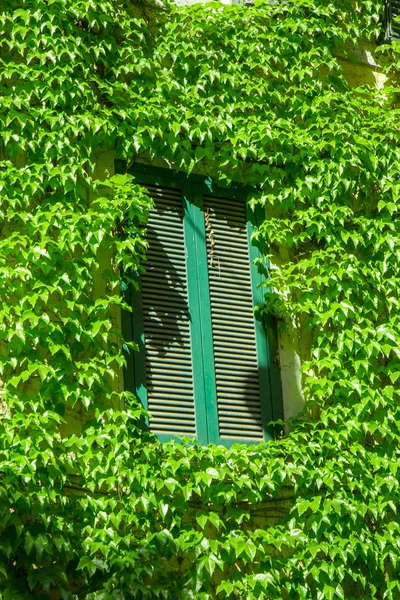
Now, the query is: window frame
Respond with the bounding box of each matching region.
[118,161,282,446]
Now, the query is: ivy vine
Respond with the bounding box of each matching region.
[1,0,400,598]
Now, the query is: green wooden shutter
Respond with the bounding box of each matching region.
[204,194,265,442]
[386,0,400,40]
[392,0,400,38]
[122,162,281,446]
[140,184,196,437]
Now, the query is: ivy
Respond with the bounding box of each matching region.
[1,0,400,597]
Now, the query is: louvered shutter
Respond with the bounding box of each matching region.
[122,162,281,446]
[386,0,400,40]
[140,184,196,437]
[392,0,400,38]
[204,195,265,442]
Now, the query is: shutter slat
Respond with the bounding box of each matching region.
[208,266,256,278]
[212,321,255,331]
[148,392,195,400]
[152,422,196,432]
[210,296,256,308]
[205,195,264,442]
[141,185,196,436]
[144,318,191,329]
[151,400,196,408]
[146,232,186,244]
[208,279,253,290]
[211,307,255,318]
[213,331,255,340]
[148,381,193,389]
[144,300,190,310]
[218,400,262,408]
[214,350,258,359]
[146,346,193,356]
[143,288,188,300]
[151,366,192,373]
[143,271,187,284]
[215,378,260,388]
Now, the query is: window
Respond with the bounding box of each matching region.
[385,0,400,41]
[122,164,281,446]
